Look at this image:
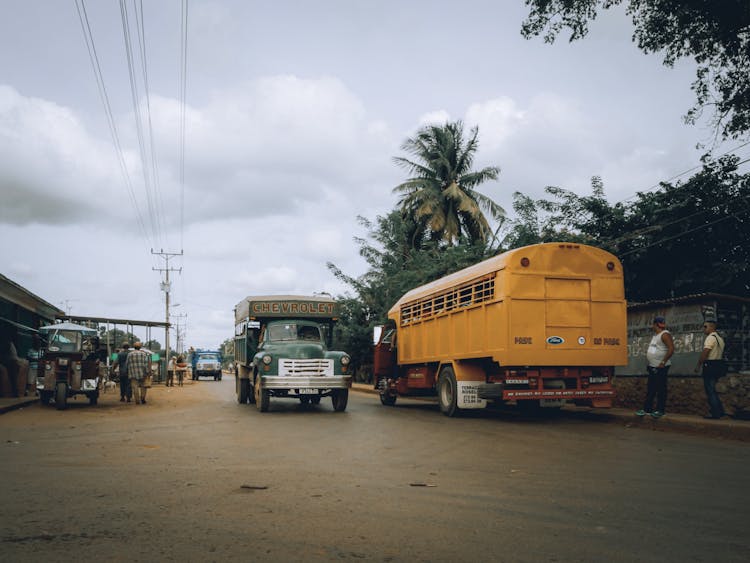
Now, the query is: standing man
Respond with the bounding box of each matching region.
[636,315,674,419]
[126,341,152,405]
[695,320,727,419]
[112,342,132,402]
[166,355,176,387]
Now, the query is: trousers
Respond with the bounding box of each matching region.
[702,372,725,418]
[119,375,132,400]
[643,365,669,413]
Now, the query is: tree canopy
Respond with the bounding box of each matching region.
[393,121,505,246]
[502,156,750,301]
[521,0,750,140]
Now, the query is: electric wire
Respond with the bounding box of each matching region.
[178,0,189,253]
[119,0,163,247]
[73,0,152,249]
[132,0,167,248]
[596,145,750,249]
[615,139,750,205]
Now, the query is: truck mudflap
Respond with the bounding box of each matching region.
[261,376,352,390]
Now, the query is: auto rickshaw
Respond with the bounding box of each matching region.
[37,322,103,410]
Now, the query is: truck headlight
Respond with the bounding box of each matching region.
[262,355,272,365]
[341,355,351,366]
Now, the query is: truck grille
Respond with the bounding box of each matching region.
[279,359,334,377]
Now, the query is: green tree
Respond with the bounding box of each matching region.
[219,338,234,368]
[328,211,496,377]
[393,121,506,245]
[521,0,750,140]
[508,159,750,301]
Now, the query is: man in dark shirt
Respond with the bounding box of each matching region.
[112,342,132,402]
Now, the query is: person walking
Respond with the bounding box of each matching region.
[695,320,727,419]
[636,315,674,419]
[166,355,176,387]
[112,342,132,402]
[126,341,152,404]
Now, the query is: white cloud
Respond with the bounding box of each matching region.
[418,110,451,127]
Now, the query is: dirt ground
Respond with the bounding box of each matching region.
[2,378,750,562]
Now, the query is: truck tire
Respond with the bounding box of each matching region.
[238,378,250,404]
[438,366,460,417]
[88,391,99,405]
[331,388,349,412]
[255,378,269,412]
[55,382,68,411]
[377,378,397,406]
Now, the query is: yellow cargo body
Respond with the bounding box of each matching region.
[377,243,627,416]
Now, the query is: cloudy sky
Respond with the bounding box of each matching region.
[0,1,731,349]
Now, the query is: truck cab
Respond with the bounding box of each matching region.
[192,350,222,381]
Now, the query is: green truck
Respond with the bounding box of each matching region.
[233,295,352,412]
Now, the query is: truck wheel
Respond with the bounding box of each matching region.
[88,391,99,405]
[55,382,68,411]
[438,366,459,417]
[377,378,397,406]
[255,378,269,412]
[238,378,250,404]
[331,389,349,412]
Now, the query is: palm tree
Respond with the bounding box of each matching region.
[393,121,504,246]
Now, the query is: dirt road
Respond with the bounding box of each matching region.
[1,378,749,562]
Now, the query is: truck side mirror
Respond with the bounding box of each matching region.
[373,325,383,345]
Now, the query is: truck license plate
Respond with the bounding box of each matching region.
[299,388,318,395]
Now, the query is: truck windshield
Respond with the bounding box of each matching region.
[47,330,82,353]
[199,354,218,361]
[267,324,321,342]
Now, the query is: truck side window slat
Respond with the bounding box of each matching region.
[400,276,495,326]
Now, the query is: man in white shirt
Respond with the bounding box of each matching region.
[636,315,674,419]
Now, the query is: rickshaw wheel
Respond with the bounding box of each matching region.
[55,382,68,410]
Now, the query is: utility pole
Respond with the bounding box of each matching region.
[172,312,188,355]
[152,248,183,381]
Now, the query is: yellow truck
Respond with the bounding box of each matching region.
[373,243,628,416]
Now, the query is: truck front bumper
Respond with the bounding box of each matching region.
[262,376,352,390]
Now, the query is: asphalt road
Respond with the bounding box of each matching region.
[1,378,749,562]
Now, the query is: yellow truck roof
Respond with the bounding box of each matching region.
[389,242,622,315]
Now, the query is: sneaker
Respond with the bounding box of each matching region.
[651,411,664,418]
[635,409,647,417]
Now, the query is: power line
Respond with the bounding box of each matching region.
[619,203,750,258]
[132,0,167,247]
[74,0,152,249]
[178,0,189,252]
[615,139,750,205]
[119,0,163,247]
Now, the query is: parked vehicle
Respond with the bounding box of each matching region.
[37,322,104,410]
[191,350,222,380]
[234,295,352,412]
[373,243,628,416]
